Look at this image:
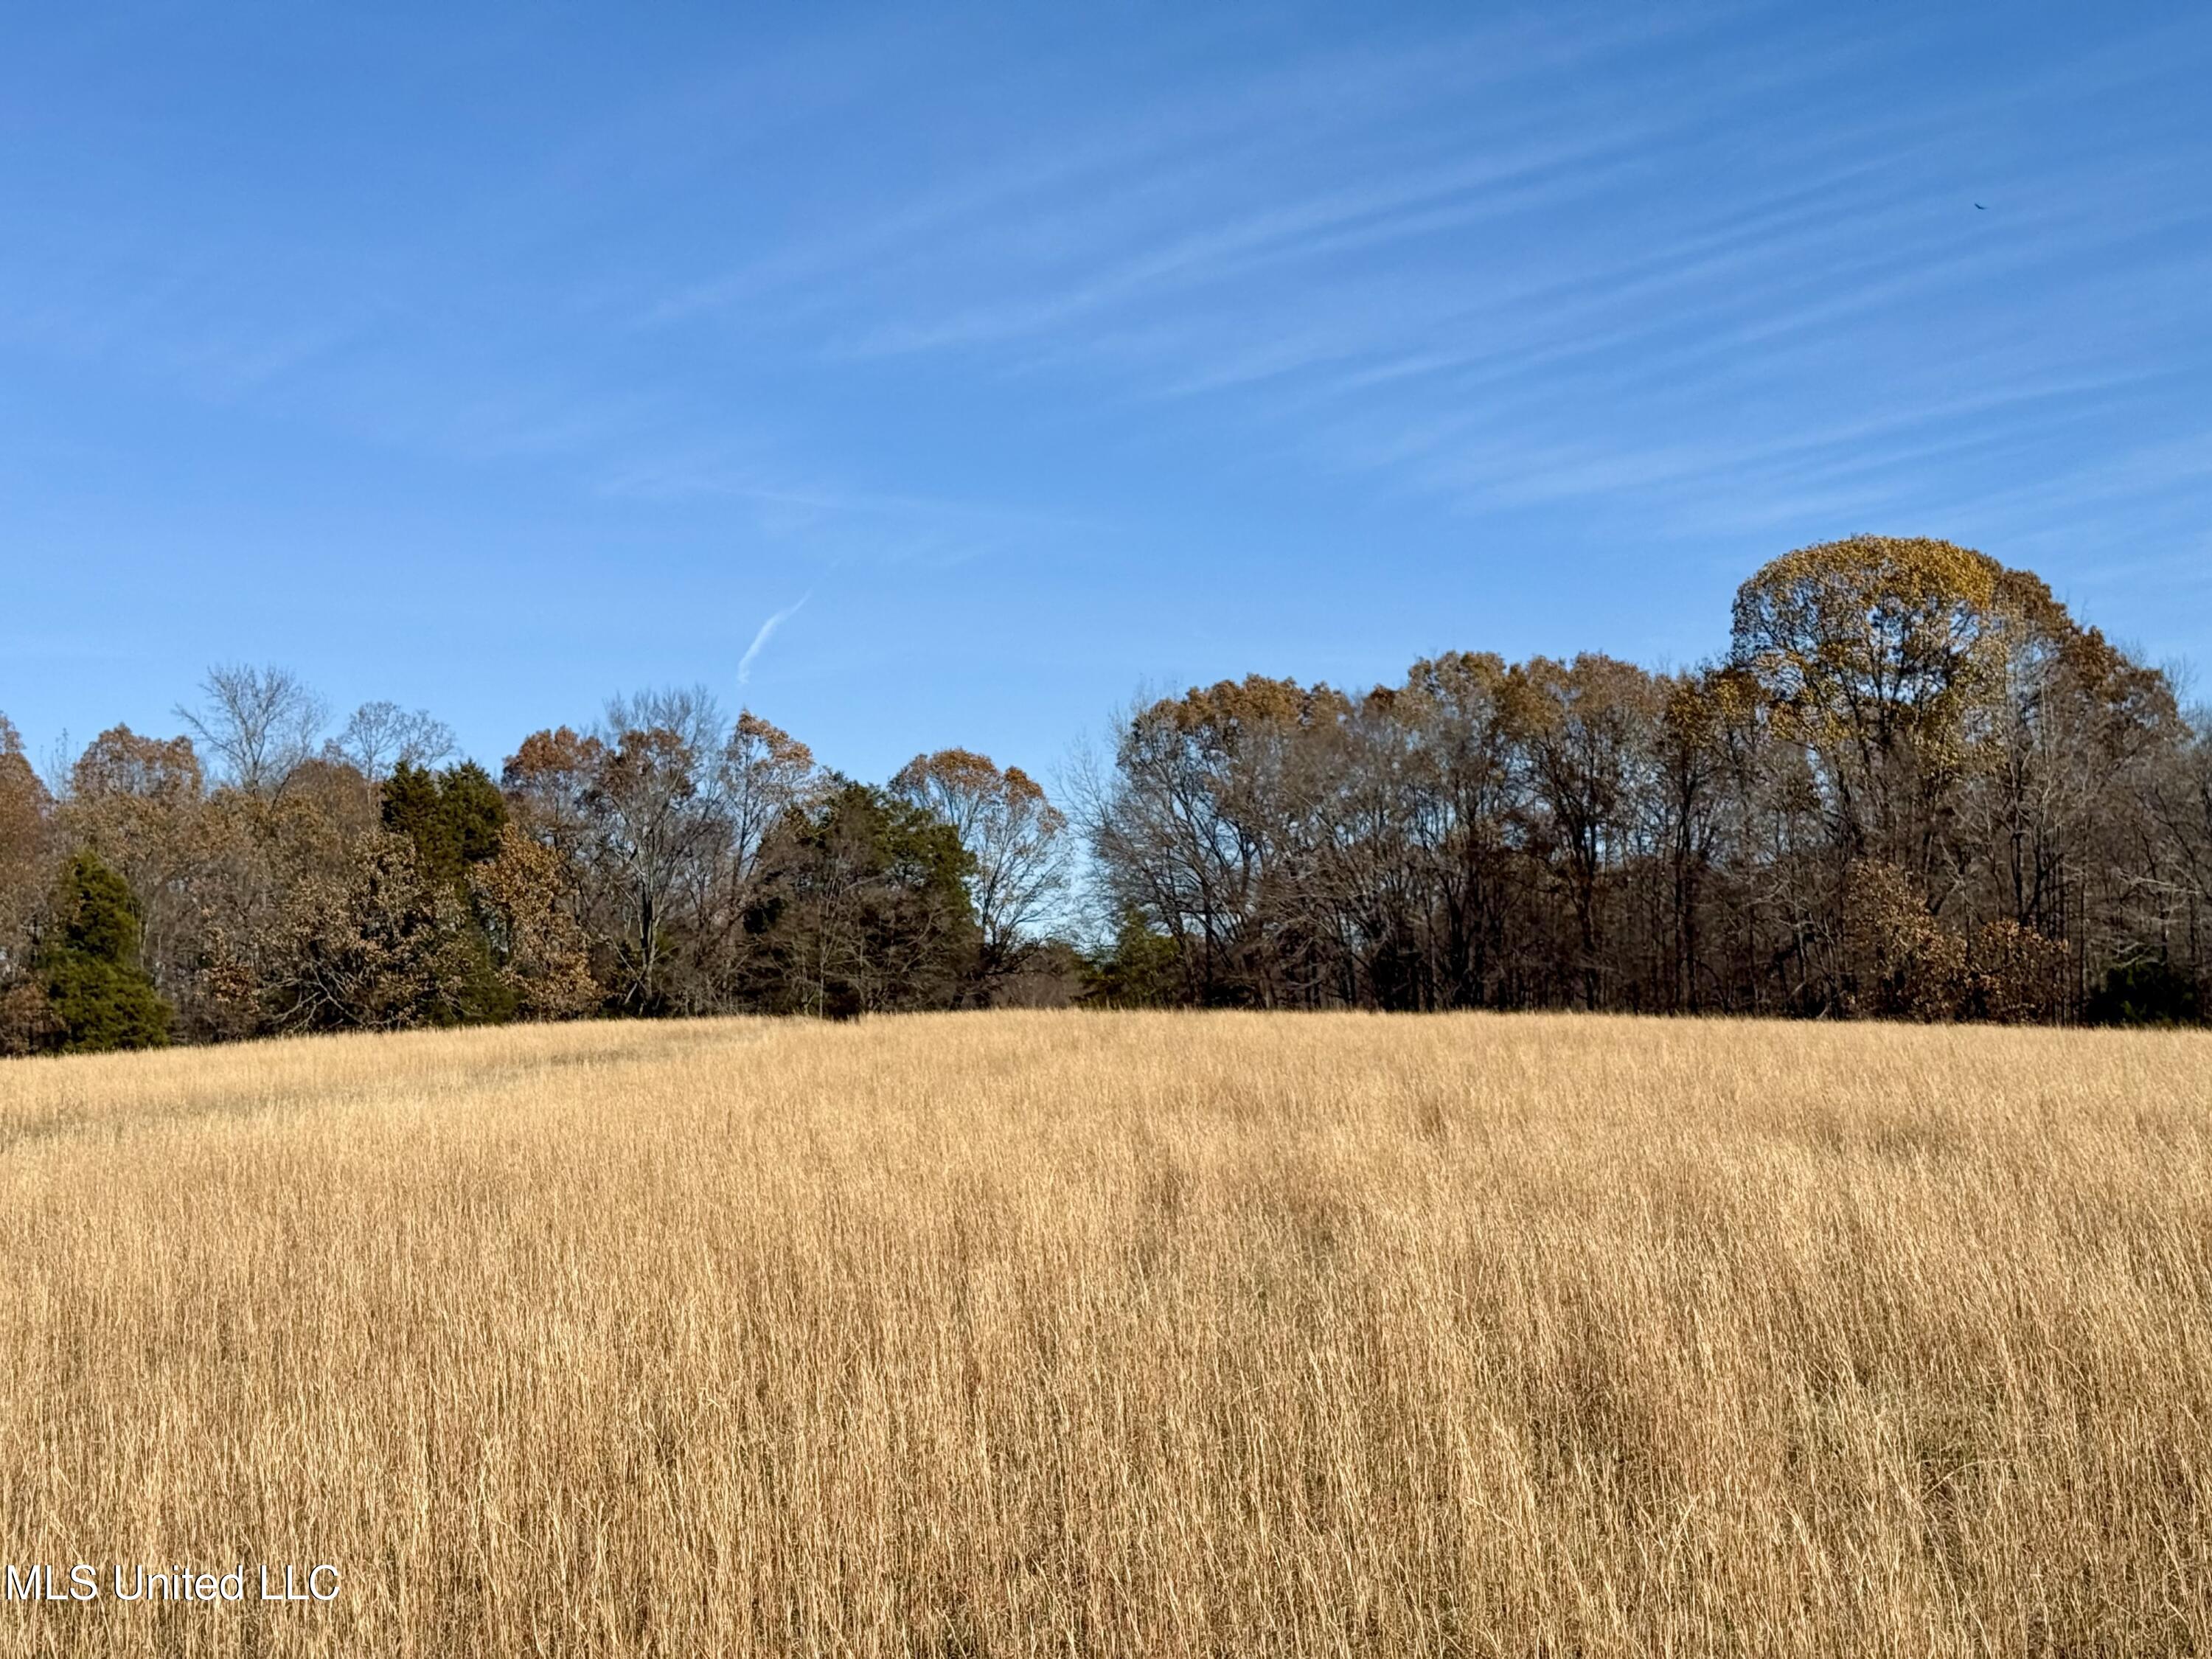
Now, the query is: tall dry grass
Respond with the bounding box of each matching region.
[0,1012,2207,1656]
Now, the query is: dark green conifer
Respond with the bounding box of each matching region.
[379,760,515,1025]
[37,850,171,1053]
[383,760,508,888]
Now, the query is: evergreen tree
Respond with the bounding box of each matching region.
[1082,910,1183,1007]
[382,761,507,888]
[378,760,516,1025]
[745,782,978,1016]
[2084,959,2203,1027]
[37,850,171,1052]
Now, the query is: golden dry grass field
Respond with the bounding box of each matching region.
[0,1012,2208,1657]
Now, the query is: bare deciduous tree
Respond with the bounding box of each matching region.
[327,701,456,784]
[176,664,327,796]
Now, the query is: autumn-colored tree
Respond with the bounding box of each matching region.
[260,835,481,1032]
[502,726,608,871]
[1840,858,1969,1020]
[1508,655,1660,1009]
[62,726,206,1012]
[613,710,818,1012]
[472,824,599,1020]
[1283,686,1436,1009]
[1648,671,1730,1012]
[588,723,709,1013]
[71,724,202,803]
[1727,543,2065,1001]
[721,712,818,881]
[0,714,52,972]
[503,725,619,995]
[1398,652,1524,1008]
[0,716,57,1052]
[892,748,1066,994]
[1085,676,1349,1006]
[501,706,818,1016]
[1963,918,2071,1024]
[1731,537,2012,869]
[2146,714,2212,975]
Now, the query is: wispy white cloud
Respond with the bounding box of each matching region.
[4,0,2208,695]
[737,593,810,685]
[589,2,2211,600]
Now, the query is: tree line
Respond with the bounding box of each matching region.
[0,676,1070,1053]
[4,536,2209,1054]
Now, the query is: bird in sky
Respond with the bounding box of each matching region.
[1975,202,1987,209]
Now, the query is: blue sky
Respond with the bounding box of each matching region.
[4,3,2210,786]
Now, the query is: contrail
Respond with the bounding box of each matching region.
[737,592,810,686]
